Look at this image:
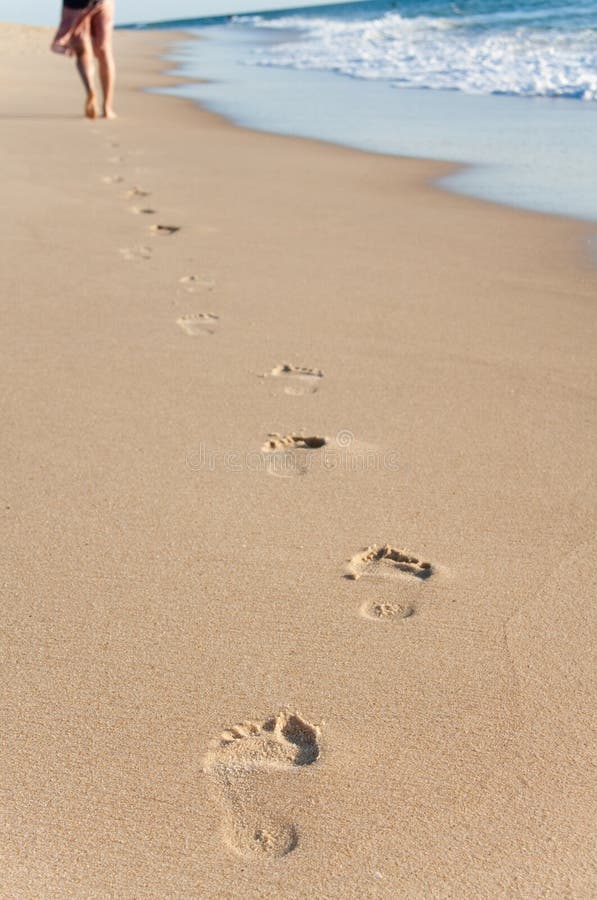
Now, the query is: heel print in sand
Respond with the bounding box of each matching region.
[204,711,321,859]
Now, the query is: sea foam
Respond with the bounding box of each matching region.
[237,6,597,101]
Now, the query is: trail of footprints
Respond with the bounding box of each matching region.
[108,170,183,256]
[109,157,215,332]
[102,137,441,862]
[202,539,437,857]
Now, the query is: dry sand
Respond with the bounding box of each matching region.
[1,22,595,898]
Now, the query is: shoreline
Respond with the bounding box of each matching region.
[154,29,597,248]
[156,23,597,226]
[2,22,595,898]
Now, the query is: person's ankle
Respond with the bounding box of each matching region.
[85,93,98,119]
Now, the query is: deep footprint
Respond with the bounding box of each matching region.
[149,224,180,236]
[346,544,433,581]
[266,363,324,396]
[176,313,219,336]
[204,711,321,859]
[262,434,327,452]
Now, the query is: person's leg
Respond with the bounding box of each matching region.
[73,31,98,119]
[92,2,116,118]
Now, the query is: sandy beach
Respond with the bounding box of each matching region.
[1,22,595,898]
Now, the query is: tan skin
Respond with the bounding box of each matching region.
[70,2,116,119]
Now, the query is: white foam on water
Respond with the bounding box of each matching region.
[238,10,597,101]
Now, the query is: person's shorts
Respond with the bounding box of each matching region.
[51,1,114,57]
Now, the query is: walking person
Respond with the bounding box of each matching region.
[52,0,116,119]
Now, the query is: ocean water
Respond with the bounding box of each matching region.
[141,1,597,222]
[239,0,597,101]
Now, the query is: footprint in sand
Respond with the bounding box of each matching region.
[128,206,157,216]
[125,186,151,199]
[261,434,328,478]
[203,711,321,860]
[262,434,327,452]
[149,224,180,237]
[346,544,433,582]
[176,313,219,336]
[119,245,152,262]
[102,174,124,185]
[265,363,324,396]
[179,274,216,294]
[346,544,434,622]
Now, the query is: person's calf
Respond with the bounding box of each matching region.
[96,47,116,118]
[75,51,98,119]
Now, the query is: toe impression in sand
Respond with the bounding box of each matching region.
[262,434,327,452]
[346,544,433,582]
[149,224,180,237]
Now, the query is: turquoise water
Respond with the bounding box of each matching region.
[138,1,597,222]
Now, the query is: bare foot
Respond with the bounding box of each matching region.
[103,108,117,120]
[85,94,98,120]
